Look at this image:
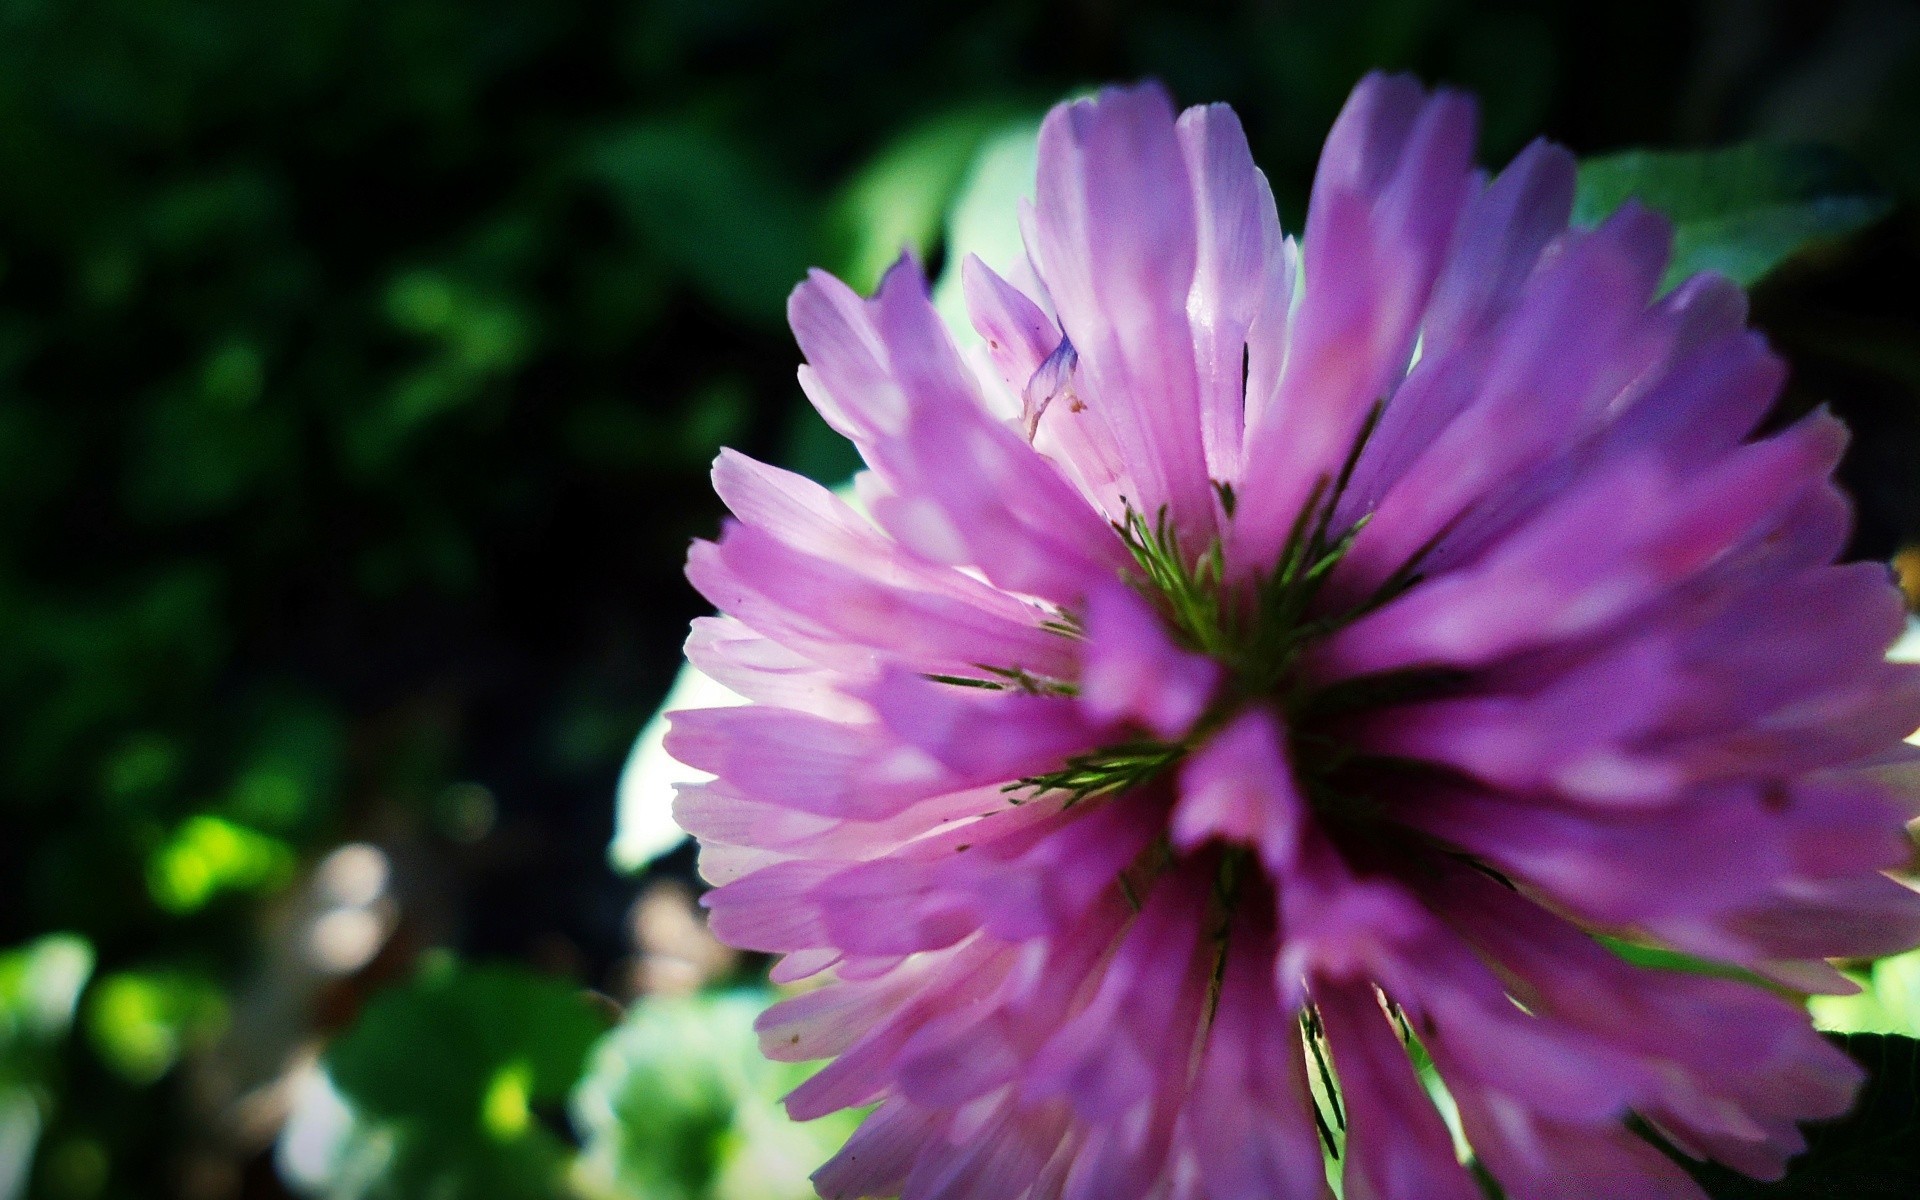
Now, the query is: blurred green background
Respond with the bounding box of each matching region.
[3,1,1920,1197]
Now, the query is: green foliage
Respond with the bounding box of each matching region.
[84,970,225,1085]
[303,974,854,1200]
[571,991,863,1200]
[145,816,295,915]
[592,121,818,327]
[1573,143,1893,290]
[1812,949,1920,1039]
[826,105,1025,295]
[315,958,610,1200]
[0,935,93,1200]
[0,937,94,1067]
[929,119,1041,342]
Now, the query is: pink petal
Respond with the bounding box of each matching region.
[1030,82,1217,541]
[1171,705,1305,870]
[1177,101,1285,481]
[1235,74,1477,574]
[1079,582,1221,738]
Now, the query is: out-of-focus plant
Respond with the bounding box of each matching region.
[0,936,93,1200]
[282,963,854,1200]
[1574,143,1895,290]
[572,991,863,1200]
[292,957,608,1200]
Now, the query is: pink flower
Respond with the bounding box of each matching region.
[667,73,1920,1199]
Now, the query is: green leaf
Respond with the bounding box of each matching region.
[1811,948,1920,1038]
[0,937,93,1200]
[0,935,94,1055]
[84,969,225,1085]
[592,123,817,326]
[1573,143,1892,291]
[929,118,1042,344]
[571,991,862,1200]
[318,957,611,1200]
[1597,935,1777,987]
[145,815,295,915]
[1675,1033,1920,1198]
[827,104,1023,295]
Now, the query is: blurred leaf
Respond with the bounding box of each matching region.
[1812,949,1920,1038]
[146,815,294,914]
[592,123,816,326]
[337,269,535,474]
[775,405,864,487]
[124,379,293,521]
[0,935,93,1200]
[1573,143,1893,290]
[828,104,1021,294]
[930,118,1041,343]
[317,958,609,1200]
[571,991,861,1200]
[1598,936,1776,986]
[222,693,347,833]
[0,1090,37,1200]
[1680,1033,1920,1198]
[98,732,181,808]
[564,378,749,473]
[84,970,225,1085]
[0,936,94,1055]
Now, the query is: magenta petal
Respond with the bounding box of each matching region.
[1023,865,1211,1123]
[787,267,907,446]
[1178,913,1332,1200]
[1079,581,1220,737]
[1235,74,1477,573]
[862,259,1132,605]
[1321,410,1846,677]
[671,74,1920,1200]
[963,254,1059,393]
[813,1100,936,1200]
[1446,1085,1708,1200]
[689,523,1081,682]
[1421,138,1577,358]
[1030,82,1217,541]
[1172,705,1304,870]
[864,668,1112,790]
[1333,202,1674,596]
[1178,101,1285,480]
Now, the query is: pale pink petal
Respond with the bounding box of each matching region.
[1079,581,1221,738]
[1235,74,1477,573]
[1029,82,1217,540]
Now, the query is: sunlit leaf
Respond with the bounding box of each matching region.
[146,815,294,914]
[610,664,742,874]
[1812,948,1920,1038]
[571,991,862,1200]
[828,104,1023,294]
[1,932,96,1196]
[1573,143,1892,291]
[0,935,94,1052]
[315,957,609,1200]
[84,969,224,1085]
[929,118,1042,344]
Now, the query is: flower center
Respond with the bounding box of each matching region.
[1009,409,1444,819]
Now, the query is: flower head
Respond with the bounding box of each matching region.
[668,73,1920,1199]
